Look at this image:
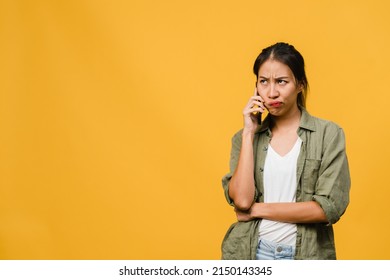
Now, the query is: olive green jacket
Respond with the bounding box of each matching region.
[221,109,351,259]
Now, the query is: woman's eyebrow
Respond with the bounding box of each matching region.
[274,76,290,79]
[259,75,290,79]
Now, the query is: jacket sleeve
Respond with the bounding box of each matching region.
[221,130,242,206]
[221,130,259,206]
[312,126,351,224]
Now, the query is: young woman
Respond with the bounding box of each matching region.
[221,42,351,260]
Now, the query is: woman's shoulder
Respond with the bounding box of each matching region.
[303,109,343,132]
[230,129,243,146]
[303,111,346,144]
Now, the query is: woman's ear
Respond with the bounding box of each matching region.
[297,82,304,92]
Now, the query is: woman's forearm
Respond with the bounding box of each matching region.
[236,201,328,223]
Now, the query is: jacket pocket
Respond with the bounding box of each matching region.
[302,159,321,194]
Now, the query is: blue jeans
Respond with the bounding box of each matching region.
[256,239,295,260]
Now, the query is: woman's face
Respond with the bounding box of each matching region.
[256,59,302,117]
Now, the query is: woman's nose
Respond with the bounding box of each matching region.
[268,84,279,99]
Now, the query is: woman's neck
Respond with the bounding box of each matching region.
[271,106,301,133]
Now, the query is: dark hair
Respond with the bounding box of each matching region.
[253,42,309,108]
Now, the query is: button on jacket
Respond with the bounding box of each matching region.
[221,108,351,259]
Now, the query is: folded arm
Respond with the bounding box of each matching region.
[235,201,328,223]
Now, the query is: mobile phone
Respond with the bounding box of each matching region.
[252,88,262,125]
[256,110,262,125]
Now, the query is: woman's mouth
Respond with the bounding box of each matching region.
[268,102,282,108]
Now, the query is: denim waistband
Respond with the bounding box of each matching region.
[256,238,296,260]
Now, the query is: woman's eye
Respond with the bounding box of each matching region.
[277,80,287,85]
[259,79,267,84]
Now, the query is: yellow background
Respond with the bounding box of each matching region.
[0,0,389,259]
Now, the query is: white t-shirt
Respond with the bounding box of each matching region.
[259,137,302,245]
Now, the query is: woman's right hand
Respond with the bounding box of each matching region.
[242,88,266,134]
